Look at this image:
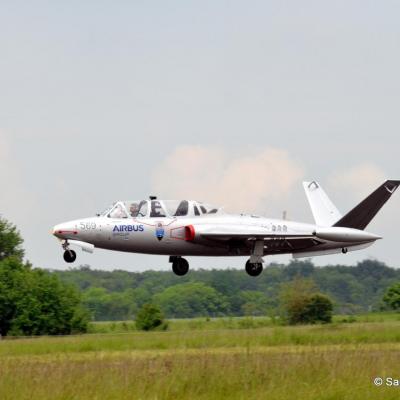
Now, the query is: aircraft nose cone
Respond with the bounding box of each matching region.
[52,224,59,237]
[52,224,64,238]
[52,223,78,239]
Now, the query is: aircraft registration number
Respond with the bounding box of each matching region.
[79,222,97,230]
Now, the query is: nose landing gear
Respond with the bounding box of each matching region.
[63,249,77,263]
[170,256,189,276]
[62,240,76,263]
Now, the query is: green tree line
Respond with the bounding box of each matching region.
[0,217,88,336]
[54,258,400,320]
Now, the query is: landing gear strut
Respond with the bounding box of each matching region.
[245,239,264,277]
[63,249,76,263]
[245,260,263,277]
[170,256,189,276]
[62,240,76,263]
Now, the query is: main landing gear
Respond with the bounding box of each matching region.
[62,241,76,263]
[245,239,264,277]
[245,260,263,277]
[170,256,189,276]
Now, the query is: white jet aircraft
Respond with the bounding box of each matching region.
[53,180,399,276]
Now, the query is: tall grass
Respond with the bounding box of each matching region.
[86,312,400,334]
[1,317,400,399]
[87,316,275,334]
[2,322,400,357]
[1,342,399,399]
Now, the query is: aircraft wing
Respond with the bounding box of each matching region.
[197,226,322,255]
[197,224,315,241]
[200,231,316,240]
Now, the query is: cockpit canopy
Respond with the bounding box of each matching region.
[101,200,222,219]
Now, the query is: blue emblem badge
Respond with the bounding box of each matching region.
[155,222,165,241]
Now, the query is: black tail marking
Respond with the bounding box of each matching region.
[333,180,400,230]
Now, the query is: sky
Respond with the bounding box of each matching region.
[0,1,399,271]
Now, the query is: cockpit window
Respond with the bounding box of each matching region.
[137,201,148,217]
[174,200,189,216]
[162,200,189,217]
[108,203,128,218]
[150,200,166,217]
[198,203,221,215]
[129,202,140,217]
[103,200,221,218]
[100,203,115,216]
[128,200,148,218]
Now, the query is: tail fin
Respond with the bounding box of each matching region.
[333,180,400,230]
[303,181,342,226]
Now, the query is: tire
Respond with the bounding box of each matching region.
[63,249,77,263]
[172,258,189,276]
[245,260,263,277]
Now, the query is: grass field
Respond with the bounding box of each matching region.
[1,315,400,399]
[86,312,400,334]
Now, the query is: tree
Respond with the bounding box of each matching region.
[301,294,333,324]
[382,282,400,310]
[82,287,151,320]
[239,291,270,316]
[54,259,400,319]
[82,287,113,320]
[279,277,333,325]
[285,260,315,279]
[135,304,166,331]
[154,282,229,318]
[0,216,89,336]
[0,217,24,262]
[0,257,89,336]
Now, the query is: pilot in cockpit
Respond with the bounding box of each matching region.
[129,203,139,217]
[109,204,126,218]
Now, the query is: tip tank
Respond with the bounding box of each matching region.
[314,227,381,242]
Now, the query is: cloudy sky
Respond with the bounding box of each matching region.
[1,1,399,271]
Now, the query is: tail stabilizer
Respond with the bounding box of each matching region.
[333,180,400,230]
[303,181,342,226]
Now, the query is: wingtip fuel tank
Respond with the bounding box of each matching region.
[314,227,381,243]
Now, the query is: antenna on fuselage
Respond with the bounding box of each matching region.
[149,196,157,200]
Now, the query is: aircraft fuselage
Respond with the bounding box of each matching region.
[52,179,399,276]
[53,214,377,257]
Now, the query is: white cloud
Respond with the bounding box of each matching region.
[328,163,386,200]
[152,145,304,213]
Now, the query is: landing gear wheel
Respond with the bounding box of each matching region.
[172,257,189,276]
[245,260,263,277]
[63,249,77,263]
